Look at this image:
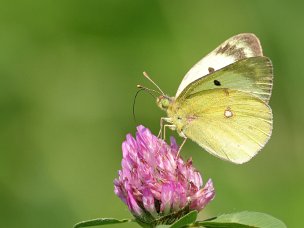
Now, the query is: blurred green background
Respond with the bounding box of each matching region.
[1,0,302,227]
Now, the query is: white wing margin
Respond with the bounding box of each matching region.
[175,33,263,97]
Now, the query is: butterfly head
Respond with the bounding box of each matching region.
[156,95,172,111]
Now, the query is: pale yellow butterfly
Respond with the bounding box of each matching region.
[140,33,273,164]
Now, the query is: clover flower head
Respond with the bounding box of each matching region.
[114,125,215,226]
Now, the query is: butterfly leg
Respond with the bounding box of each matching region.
[163,124,176,140]
[158,117,173,138]
[176,137,187,157]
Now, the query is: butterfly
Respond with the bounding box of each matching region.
[140,33,273,164]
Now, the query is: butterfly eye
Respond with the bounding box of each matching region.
[214,80,221,86]
[162,98,170,108]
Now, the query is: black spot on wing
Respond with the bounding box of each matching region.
[214,80,221,86]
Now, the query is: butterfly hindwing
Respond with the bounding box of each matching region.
[176,33,263,97]
[168,89,273,164]
[177,56,273,103]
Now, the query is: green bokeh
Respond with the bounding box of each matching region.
[0,1,302,227]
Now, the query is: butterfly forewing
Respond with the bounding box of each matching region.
[176,33,263,97]
[168,89,273,164]
[177,56,273,103]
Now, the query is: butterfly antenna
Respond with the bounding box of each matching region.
[136,84,160,95]
[143,71,165,95]
[133,87,157,124]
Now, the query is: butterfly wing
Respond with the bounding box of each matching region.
[169,89,272,164]
[176,33,263,97]
[178,56,273,103]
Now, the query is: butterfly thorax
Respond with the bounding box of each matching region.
[156,95,174,111]
[166,101,193,136]
[157,95,195,136]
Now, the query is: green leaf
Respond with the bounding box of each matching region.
[169,210,198,228]
[73,218,132,228]
[197,211,286,228]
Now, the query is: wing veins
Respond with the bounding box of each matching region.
[230,120,266,147]
[235,113,272,124]
[200,125,232,161]
[203,119,253,159]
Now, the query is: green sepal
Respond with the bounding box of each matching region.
[169,210,198,228]
[196,211,286,228]
[73,218,132,228]
[135,205,192,227]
